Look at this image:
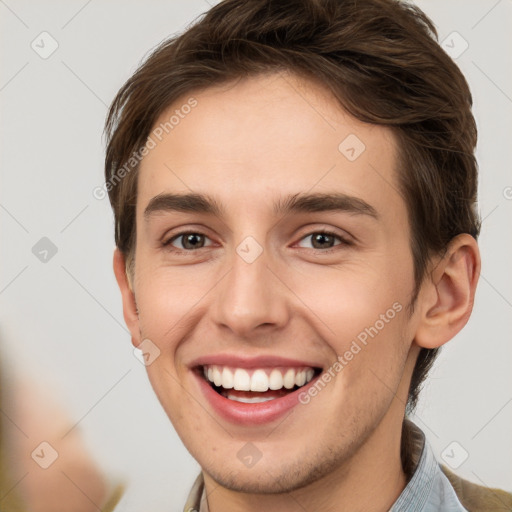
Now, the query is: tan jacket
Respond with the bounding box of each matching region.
[441,466,512,512]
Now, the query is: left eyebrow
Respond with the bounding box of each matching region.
[143,191,379,220]
[273,192,379,219]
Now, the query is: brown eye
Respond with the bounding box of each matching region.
[165,232,212,250]
[311,233,337,249]
[297,231,346,250]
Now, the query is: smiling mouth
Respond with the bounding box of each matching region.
[199,365,322,403]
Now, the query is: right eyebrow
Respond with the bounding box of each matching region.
[144,192,223,220]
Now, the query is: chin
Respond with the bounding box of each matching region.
[201,447,349,495]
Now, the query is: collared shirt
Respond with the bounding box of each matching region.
[183,421,468,512]
[390,423,467,512]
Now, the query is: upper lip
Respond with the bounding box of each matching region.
[189,354,324,369]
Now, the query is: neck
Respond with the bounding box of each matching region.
[204,408,410,512]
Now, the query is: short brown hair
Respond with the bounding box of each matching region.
[104,0,480,412]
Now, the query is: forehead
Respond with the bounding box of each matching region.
[137,72,403,222]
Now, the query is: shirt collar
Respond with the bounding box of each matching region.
[391,420,440,511]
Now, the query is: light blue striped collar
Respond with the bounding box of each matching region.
[390,422,467,512]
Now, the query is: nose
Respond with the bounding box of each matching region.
[211,242,290,339]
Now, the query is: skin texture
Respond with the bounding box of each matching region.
[114,71,480,512]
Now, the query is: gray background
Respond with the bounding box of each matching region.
[1,0,511,510]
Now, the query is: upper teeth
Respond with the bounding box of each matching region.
[203,365,315,392]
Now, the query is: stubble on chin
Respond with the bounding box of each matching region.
[201,423,374,496]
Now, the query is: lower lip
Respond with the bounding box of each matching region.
[194,370,319,426]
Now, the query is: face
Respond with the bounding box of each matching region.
[126,72,423,494]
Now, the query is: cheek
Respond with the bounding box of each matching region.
[135,263,212,336]
[290,258,410,340]
[285,251,413,391]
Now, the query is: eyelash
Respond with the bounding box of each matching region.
[162,229,352,254]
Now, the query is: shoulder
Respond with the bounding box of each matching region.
[441,465,512,512]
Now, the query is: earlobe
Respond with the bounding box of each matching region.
[414,234,480,350]
[113,248,141,347]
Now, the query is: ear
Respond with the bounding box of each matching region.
[414,234,480,349]
[113,248,141,348]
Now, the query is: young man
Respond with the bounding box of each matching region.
[105,0,512,510]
